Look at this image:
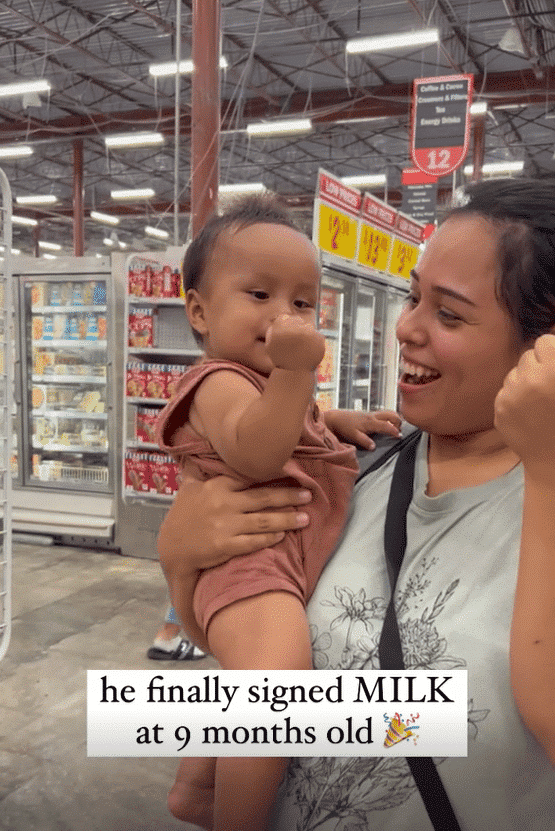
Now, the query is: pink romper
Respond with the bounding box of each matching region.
[155,358,359,635]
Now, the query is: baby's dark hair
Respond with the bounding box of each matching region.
[183,192,303,296]
[448,178,555,342]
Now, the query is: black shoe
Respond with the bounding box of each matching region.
[147,638,207,661]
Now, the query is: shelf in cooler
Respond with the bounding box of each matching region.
[32,305,107,314]
[33,409,107,420]
[126,396,167,406]
[124,489,173,502]
[127,346,200,357]
[32,374,106,385]
[33,442,108,454]
[34,339,107,349]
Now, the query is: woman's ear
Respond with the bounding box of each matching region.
[185,288,208,339]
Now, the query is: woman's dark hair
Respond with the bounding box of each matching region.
[448,178,555,342]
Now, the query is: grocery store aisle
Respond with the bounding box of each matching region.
[0,541,217,831]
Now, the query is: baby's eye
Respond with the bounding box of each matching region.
[248,290,269,300]
[294,299,313,309]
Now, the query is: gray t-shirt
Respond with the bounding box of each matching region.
[271,432,555,831]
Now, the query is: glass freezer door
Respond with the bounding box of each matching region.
[20,276,111,492]
[349,284,376,411]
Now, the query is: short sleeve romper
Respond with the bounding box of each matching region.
[155,358,359,634]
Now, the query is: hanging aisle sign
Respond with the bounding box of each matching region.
[314,169,362,261]
[410,74,473,176]
[356,193,397,273]
[388,212,427,281]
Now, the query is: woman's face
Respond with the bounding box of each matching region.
[396,213,527,437]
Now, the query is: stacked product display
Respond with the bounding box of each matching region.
[123,253,201,500]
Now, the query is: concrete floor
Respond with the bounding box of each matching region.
[0,540,218,831]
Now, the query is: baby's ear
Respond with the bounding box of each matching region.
[185,289,208,338]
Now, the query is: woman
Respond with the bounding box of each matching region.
[158,178,555,830]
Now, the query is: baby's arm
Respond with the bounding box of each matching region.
[192,316,325,480]
[207,591,313,831]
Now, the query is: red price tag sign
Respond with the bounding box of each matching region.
[410,74,473,176]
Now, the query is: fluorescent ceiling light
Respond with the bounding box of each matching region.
[111,188,155,200]
[145,225,170,239]
[335,115,393,125]
[12,215,38,227]
[16,194,58,205]
[0,145,33,159]
[105,132,164,149]
[470,102,488,116]
[342,174,387,188]
[0,245,21,255]
[463,161,524,176]
[149,56,228,77]
[346,28,439,54]
[219,182,265,194]
[246,118,312,137]
[0,79,51,97]
[103,237,115,247]
[38,241,62,251]
[42,253,57,260]
[493,103,525,110]
[90,210,120,225]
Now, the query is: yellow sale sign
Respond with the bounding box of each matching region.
[388,238,420,280]
[357,223,392,272]
[318,204,358,260]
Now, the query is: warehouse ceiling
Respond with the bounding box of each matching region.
[1,0,555,256]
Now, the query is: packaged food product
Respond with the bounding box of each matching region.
[124,451,151,492]
[31,283,47,307]
[149,453,179,495]
[31,385,47,411]
[128,308,156,347]
[32,317,44,340]
[146,363,166,399]
[166,364,183,399]
[135,407,159,443]
[126,362,148,397]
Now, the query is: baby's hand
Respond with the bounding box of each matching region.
[266,315,325,372]
[324,409,402,450]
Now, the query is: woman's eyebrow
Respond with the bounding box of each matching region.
[410,269,477,308]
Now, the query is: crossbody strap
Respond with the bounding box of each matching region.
[378,432,462,831]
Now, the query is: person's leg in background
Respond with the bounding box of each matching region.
[147,601,206,661]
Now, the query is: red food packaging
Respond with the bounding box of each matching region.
[146,363,167,399]
[166,364,183,399]
[126,362,148,397]
[172,268,182,298]
[128,268,146,297]
[124,451,151,492]
[135,407,159,443]
[150,267,164,298]
[128,308,156,347]
[149,453,179,495]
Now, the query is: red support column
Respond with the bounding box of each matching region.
[472,114,486,181]
[191,0,221,236]
[73,139,85,256]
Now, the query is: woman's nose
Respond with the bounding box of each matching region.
[396,304,427,346]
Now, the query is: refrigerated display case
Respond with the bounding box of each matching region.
[11,257,117,542]
[1,167,13,661]
[317,254,409,413]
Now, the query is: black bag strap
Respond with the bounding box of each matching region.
[377,431,462,831]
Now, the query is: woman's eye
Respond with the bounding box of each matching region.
[406,292,419,307]
[438,308,461,324]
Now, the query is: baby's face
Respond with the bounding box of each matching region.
[191,222,321,375]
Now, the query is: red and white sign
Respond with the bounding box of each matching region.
[410,74,473,177]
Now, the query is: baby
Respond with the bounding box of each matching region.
[156,194,401,831]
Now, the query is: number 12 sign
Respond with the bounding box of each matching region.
[410,74,473,177]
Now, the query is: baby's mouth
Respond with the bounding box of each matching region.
[400,359,441,386]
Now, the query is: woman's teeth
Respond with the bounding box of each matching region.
[401,360,440,385]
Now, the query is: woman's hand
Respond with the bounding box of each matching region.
[495,333,555,483]
[324,408,402,450]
